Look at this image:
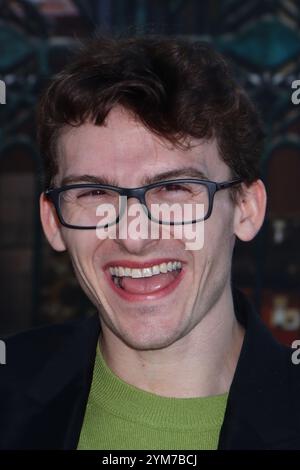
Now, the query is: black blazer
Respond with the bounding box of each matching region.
[0,290,299,450]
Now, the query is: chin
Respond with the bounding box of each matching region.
[108,317,185,352]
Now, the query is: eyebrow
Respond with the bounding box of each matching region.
[61,174,119,186]
[143,168,208,184]
[60,167,208,187]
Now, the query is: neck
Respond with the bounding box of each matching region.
[99,288,245,398]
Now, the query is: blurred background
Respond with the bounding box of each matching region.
[0,0,299,345]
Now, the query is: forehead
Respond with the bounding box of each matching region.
[56,107,231,184]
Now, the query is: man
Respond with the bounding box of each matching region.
[0,36,299,450]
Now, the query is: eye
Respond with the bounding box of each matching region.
[150,182,206,200]
[161,183,192,192]
[77,189,107,199]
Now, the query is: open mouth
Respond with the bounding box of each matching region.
[105,260,184,299]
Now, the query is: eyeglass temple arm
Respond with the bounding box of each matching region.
[216,180,242,190]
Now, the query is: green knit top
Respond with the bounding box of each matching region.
[77,344,228,450]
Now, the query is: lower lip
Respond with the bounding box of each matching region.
[104,267,185,302]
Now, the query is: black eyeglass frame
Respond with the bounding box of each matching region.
[44,178,242,229]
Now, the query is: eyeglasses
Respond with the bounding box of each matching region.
[44,178,242,229]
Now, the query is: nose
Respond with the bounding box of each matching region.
[114,196,159,253]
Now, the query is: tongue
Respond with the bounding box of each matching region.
[120,271,179,294]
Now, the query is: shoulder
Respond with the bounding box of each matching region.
[0,314,100,449]
[0,314,99,384]
[233,287,300,406]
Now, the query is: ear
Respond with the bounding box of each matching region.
[233,179,267,241]
[40,193,66,252]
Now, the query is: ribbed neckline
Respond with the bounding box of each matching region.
[89,343,228,430]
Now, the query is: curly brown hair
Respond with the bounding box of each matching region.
[37,35,264,189]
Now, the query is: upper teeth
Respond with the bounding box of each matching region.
[109,261,182,278]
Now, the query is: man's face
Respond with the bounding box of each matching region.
[51,107,237,351]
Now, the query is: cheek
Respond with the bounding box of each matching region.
[175,221,205,251]
[61,230,100,271]
[199,212,234,267]
[209,196,235,239]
